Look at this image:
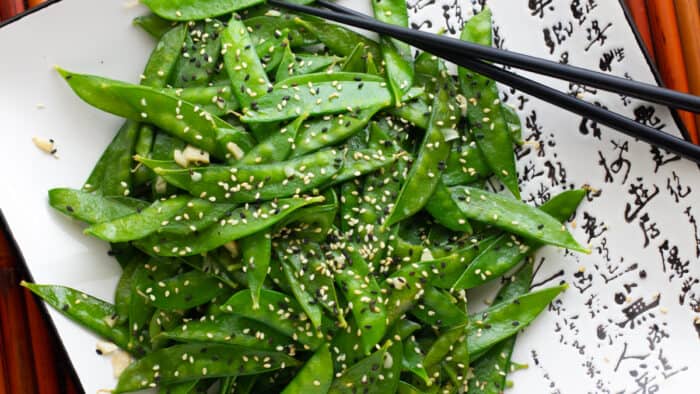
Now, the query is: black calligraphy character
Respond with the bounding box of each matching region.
[631,370,659,394]
[573,269,593,293]
[585,20,612,51]
[657,349,688,380]
[679,277,699,306]
[528,0,553,18]
[649,145,680,173]
[634,105,665,129]
[645,324,669,350]
[624,179,659,222]
[582,211,607,243]
[638,213,660,248]
[658,240,689,280]
[516,94,530,110]
[543,27,555,54]
[614,342,650,372]
[492,25,505,49]
[666,171,690,202]
[617,295,661,329]
[599,48,625,72]
[684,207,700,257]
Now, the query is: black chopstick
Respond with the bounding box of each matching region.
[269,0,700,113]
[269,0,700,163]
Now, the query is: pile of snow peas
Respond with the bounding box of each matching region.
[24,1,590,393]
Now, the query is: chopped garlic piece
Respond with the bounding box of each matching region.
[226,142,244,160]
[182,144,210,165]
[111,350,133,378]
[223,241,239,258]
[96,341,118,355]
[32,136,56,155]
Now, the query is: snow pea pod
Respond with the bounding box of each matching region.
[158,314,292,351]
[292,106,383,157]
[163,85,240,117]
[328,340,402,394]
[425,180,472,233]
[276,46,339,82]
[136,196,323,256]
[452,189,585,289]
[402,336,430,385]
[220,289,324,350]
[389,98,430,129]
[468,284,567,356]
[138,269,227,310]
[84,195,190,242]
[141,0,267,21]
[423,325,465,368]
[222,15,270,110]
[138,150,339,203]
[143,24,187,89]
[114,258,140,326]
[294,17,381,60]
[281,343,333,394]
[340,43,368,73]
[502,103,523,143]
[448,185,588,253]
[159,381,198,394]
[331,148,399,186]
[371,0,414,103]
[83,121,139,196]
[441,138,491,187]
[281,258,323,329]
[170,20,223,88]
[459,9,519,198]
[240,230,271,309]
[133,13,174,39]
[22,282,131,350]
[149,309,184,350]
[241,76,393,124]
[114,343,298,392]
[159,200,236,236]
[245,15,319,49]
[48,188,146,224]
[467,261,532,393]
[56,69,254,160]
[385,79,455,227]
[411,286,467,328]
[331,248,386,354]
[240,114,307,165]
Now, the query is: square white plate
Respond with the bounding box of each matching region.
[1,0,699,392]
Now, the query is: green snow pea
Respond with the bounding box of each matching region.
[162,85,240,117]
[135,196,323,256]
[441,138,491,187]
[220,289,324,350]
[114,258,140,326]
[255,27,291,73]
[448,185,588,252]
[240,230,271,309]
[222,15,271,110]
[328,340,402,394]
[283,256,323,329]
[170,20,223,88]
[330,147,400,186]
[459,9,519,198]
[137,150,340,203]
[402,336,430,385]
[276,46,339,82]
[159,380,198,394]
[397,381,424,394]
[502,103,523,143]
[240,114,307,165]
[114,343,298,392]
[294,18,381,60]
[292,106,383,157]
[371,0,414,103]
[273,188,338,241]
[451,189,585,289]
[133,13,174,39]
[48,188,146,224]
[423,325,466,368]
[281,343,333,394]
[468,284,567,356]
[331,248,386,354]
[158,199,236,236]
[22,282,131,351]
[158,314,292,351]
[133,125,156,187]
[84,195,190,242]
[83,121,139,196]
[340,43,369,73]
[385,79,455,227]
[425,180,473,233]
[411,286,467,328]
[245,15,319,49]
[150,133,185,197]
[389,98,430,129]
[56,69,254,160]
[143,24,187,89]
[467,261,532,394]
[137,269,227,310]
[241,76,393,124]
[149,309,184,350]
[141,0,267,21]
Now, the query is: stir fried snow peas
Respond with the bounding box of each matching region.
[34,6,588,393]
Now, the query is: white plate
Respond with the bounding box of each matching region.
[1,0,698,392]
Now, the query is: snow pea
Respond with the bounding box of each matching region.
[240,76,393,124]
[159,200,236,236]
[158,314,291,351]
[170,20,223,88]
[240,114,307,165]
[138,269,227,310]
[163,85,240,117]
[502,103,523,143]
[276,46,339,82]
[371,0,414,103]
[452,189,585,289]
[467,261,532,393]
[441,138,491,187]
[48,188,147,224]
[330,147,399,186]
[83,121,139,196]
[135,196,323,256]
[423,325,465,368]
[459,9,519,199]
[149,309,184,350]
[385,79,455,227]
[448,185,588,252]
[114,343,298,392]
[389,98,430,129]
[331,248,386,354]
[84,195,190,242]
[294,18,381,60]
[22,282,131,351]
[56,69,254,160]
[329,340,402,394]
[240,230,271,309]
[340,43,368,73]
[281,343,333,394]
[143,24,187,89]
[245,15,319,49]
[133,13,174,39]
[220,289,324,350]
[402,336,430,385]
[159,380,198,394]
[411,286,467,328]
[115,258,140,326]
[133,125,157,187]
[281,258,323,329]
[141,0,266,21]
[397,381,424,394]
[425,180,472,233]
[292,106,383,157]
[138,150,339,203]
[222,15,270,110]
[468,284,567,356]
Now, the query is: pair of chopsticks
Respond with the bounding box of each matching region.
[269,0,700,164]
[0,0,45,21]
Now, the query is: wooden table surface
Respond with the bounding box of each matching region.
[0,1,698,393]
